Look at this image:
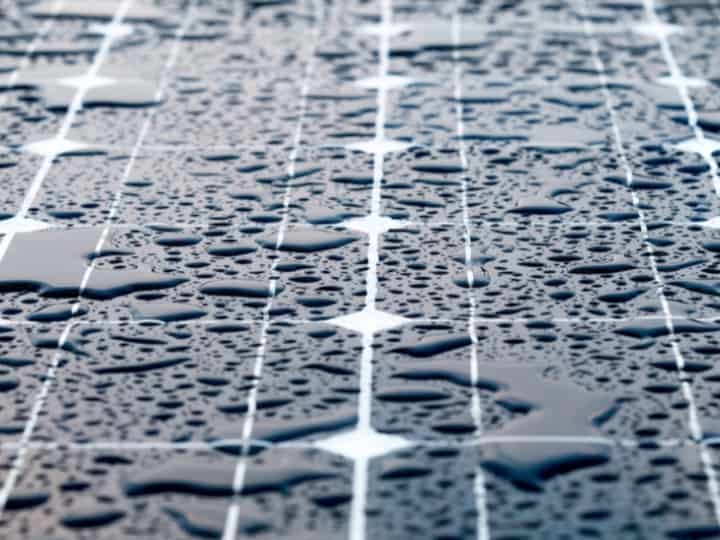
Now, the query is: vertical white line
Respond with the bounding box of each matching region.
[348,2,394,540]
[0,321,72,518]
[74,5,199,308]
[580,0,720,526]
[452,7,489,540]
[364,0,391,312]
[0,0,195,523]
[700,444,720,527]
[221,2,324,539]
[451,6,480,439]
[577,0,691,440]
[349,452,369,540]
[355,332,374,434]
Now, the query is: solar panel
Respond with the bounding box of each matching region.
[0,0,719,538]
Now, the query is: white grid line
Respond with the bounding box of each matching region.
[0,434,703,453]
[2,314,720,328]
[8,218,719,230]
[0,133,704,155]
[220,1,324,538]
[579,0,720,527]
[352,15,384,540]
[452,7,489,540]
[3,219,718,236]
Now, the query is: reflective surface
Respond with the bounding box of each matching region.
[0,0,720,538]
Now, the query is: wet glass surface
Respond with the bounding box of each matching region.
[1,0,720,538]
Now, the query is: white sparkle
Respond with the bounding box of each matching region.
[58,73,115,90]
[88,22,135,39]
[359,22,411,37]
[355,75,414,90]
[315,426,412,461]
[657,75,708,89]
[22,138,93,157]
[675,137,720,160]
[633,21,683,39]
[329,306,411,336]
[341,214,408,236]
[345,139,410,155]
[700,216,720,229]
[0,217,54,235]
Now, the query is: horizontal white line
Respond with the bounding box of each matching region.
[0,315,717,328]
[0,435,695,454]
[1,219,711,233]
[2,127,701,160]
